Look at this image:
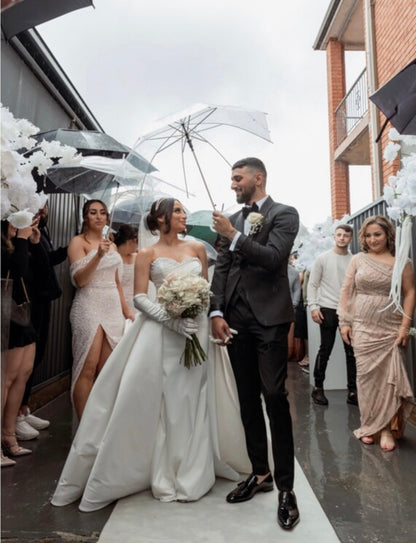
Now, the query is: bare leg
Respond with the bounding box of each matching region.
[72,327,112,419]
[2,344,35,453]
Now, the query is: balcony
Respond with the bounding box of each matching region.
[334,68,370,164]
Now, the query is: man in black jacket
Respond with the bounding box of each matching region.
[210,157,300,530]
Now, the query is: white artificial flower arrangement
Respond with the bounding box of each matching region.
[382,128,416,314]
[1,104,81,228]
[295,215,351,272]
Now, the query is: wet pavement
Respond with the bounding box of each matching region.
[2,362,415,542]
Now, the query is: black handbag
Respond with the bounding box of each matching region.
[4,272,31,326]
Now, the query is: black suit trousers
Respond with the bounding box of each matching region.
[225,290,294,491]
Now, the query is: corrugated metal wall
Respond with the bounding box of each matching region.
[31,193,80,387]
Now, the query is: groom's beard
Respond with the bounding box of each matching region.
[235,185,256,205]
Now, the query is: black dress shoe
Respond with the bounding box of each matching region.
[277,490,300,530]
[347,391,359,406]
[311,387,328,405]
[226,473,274,503]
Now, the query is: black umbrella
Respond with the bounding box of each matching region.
[370,58,416,141]
[1,0,94,41]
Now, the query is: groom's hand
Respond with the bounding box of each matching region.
[212,211,237,240]
[211,316,234,345]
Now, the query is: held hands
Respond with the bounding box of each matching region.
[210,316,238,346]
[212,211,236,239]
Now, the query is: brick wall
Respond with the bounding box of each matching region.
[373,0,416,185]
[327,39,350,218]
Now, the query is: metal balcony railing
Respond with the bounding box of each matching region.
[335,68,368,146]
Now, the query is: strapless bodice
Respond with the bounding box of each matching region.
[150,257,202,289]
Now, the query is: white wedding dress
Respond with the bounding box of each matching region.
[52,257,250,512]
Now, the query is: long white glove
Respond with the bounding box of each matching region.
[133,294,198,339]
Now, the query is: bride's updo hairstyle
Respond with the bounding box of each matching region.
[81,199,109,234]
[359,215,395,256]
[146,197,176,234]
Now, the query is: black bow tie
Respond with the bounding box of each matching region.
[242,203,259,218]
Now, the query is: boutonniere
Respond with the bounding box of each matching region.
[247,212,264,236]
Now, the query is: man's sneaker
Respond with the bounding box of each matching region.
[311,387,328,406]
[25,409,50,430]
[15,416,39,440]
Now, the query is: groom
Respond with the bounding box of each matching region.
[210,157,300,530]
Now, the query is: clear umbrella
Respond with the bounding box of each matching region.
[45,155,154,196]
[132,103,272,208]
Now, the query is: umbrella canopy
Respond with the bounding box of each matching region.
[32,129,156,173]
[370,59,416,141]
[86,173,191,227]
[186,210,218,245]
[134,103,272,208]
[44,155,151,195]
[1,0,93,41]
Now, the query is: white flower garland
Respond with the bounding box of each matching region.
[1,104,80,227]
[295,215,351,271]
[382,128,416,315]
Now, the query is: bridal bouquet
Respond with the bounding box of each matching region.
[158,273,212,369]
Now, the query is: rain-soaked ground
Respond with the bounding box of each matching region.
[2,362,415,543]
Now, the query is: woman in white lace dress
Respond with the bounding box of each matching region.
[114,224,138,317]
[52,198,249,511]
[68,200,133,419]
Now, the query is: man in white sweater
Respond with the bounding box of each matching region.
[307,224,357,406]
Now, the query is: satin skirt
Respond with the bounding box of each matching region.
[52,314,250,512]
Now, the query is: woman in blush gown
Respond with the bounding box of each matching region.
[338,216,415,452]
[68,200,133,419]
[52,198,249,512]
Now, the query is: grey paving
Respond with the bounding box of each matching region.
[1,363,415,543]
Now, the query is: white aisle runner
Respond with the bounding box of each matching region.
[98,459,340,543]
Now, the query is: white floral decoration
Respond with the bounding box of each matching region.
[382,128,416,315]
[295,215,351,271]
[247,211,264,235]
[1,104,81,227]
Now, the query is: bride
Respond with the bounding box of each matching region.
[52,197,249,512]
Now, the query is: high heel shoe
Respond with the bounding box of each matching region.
[1,448,16,467]
[1,432,32,457]
[380,428,396,451]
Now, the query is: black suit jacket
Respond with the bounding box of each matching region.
[210,196,299,327]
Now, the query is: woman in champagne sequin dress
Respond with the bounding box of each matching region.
[68,200,132,419]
